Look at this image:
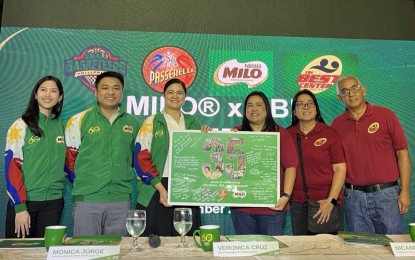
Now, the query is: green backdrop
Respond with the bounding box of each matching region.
[1,26,414,237]
[1,0,415,237]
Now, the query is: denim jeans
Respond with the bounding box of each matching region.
[230,209,287,235]
[344,185,403,234]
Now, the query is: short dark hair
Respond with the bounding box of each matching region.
[163,78,187,95]
[290,89,325,127]
[95,71,124,89]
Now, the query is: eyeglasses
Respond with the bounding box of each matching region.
[340,84,361,97]
[295,101,315,109]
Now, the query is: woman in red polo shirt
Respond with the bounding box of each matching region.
[230,91,298,235]
[287,89,346,235]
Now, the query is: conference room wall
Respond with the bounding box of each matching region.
[1,0,415,40]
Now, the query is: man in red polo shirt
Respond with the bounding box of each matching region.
[331,75,411,234]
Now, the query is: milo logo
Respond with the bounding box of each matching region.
[214,59,268,88]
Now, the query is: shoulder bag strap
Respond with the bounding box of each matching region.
[296,133,309,199]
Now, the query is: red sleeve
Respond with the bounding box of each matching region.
[279,127,299,169]
[133,141,160,185]
[137,149,159,177]
[5,151,26,207]
[64,146,78,182]
[4,119,28,211]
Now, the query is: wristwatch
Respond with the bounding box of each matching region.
[328,196,337,206]
[282,193,291,199]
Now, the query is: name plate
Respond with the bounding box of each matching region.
[47,245,120,259]
[213,241,279,257]
[390,242,415,257]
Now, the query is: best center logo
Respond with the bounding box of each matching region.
[296,55,342,94]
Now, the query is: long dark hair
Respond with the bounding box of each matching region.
[290,89,325,127]
[22,76,64,137]
[241,91,278,132]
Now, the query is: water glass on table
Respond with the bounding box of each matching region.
[173,208,193,248]
[126,209,146,252]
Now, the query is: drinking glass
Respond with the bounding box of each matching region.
[173,208,193,248]
[126,209,146,252]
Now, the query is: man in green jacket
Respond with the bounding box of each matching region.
[65,71,139,236]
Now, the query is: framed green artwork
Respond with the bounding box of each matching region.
[168,131,280,207]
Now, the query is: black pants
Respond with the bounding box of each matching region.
[136,178,202,236]
[290,201,344,235]
[5,198,64,238]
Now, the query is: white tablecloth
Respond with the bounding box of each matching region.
[0,234,413,259]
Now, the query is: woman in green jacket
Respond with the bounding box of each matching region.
[4,76,65,238]
[134,78,210,236]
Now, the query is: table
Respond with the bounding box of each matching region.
[0,234,413,259]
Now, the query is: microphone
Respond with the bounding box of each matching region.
[148,234,161,248]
